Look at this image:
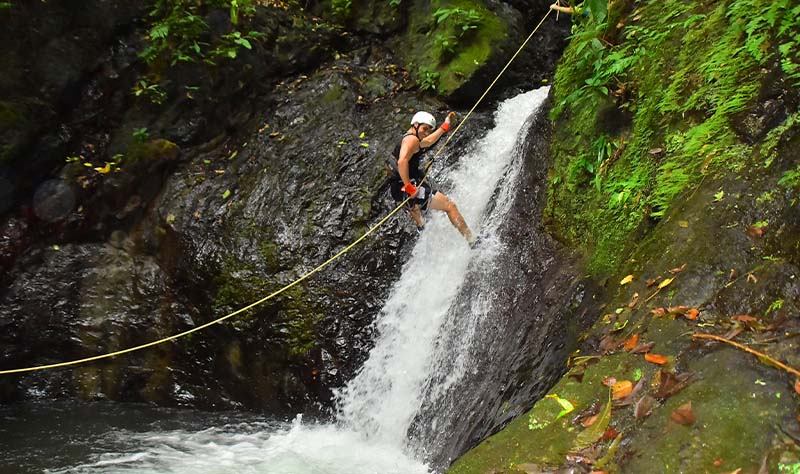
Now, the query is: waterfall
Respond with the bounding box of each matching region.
[39,87,551,474]
[335,88,551,454]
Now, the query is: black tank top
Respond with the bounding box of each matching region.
[391,133,428,182]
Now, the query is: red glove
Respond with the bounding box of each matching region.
[401,182,417,195]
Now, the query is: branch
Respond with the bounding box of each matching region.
[691,333,800,378]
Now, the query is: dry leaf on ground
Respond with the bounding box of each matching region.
[634,395,656,419]
[611,380,633,399]
[645,353,668,365]
[620,274,634,285]
[654,370,694,399]
[623,334,639,351]
[670,401,696,425]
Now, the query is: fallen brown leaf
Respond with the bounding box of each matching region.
[645,353,669,365]
[746,225,765,238]
[767,312,788,331]
[747,273,758,283]
[614,378,645,407]
[631,342,656,354]
[634,395,656,419]
[654,370,694,399]
[628,292,640,308]
[713,458,724,467]
[646,277,661,287]
[602,377,618,387]
[729,268,738,281]
[668,305,690,315]
[651,308,667,316]
[686,308,699,320]
[722,327,743,340]
[599,334,624,353]
[795,379,800,395]
[612,380,634,400]
[670,401,696,425]
[732,314,757,322]
[623,334,639,351]
[601,427,618,441]
[581,413,600,427]
[669,263,687,274]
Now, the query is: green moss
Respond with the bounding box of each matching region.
[322,84,344,103]
[447,354,647,474]
[396,0,506,95]
[0,144,12,163]
[259,240,281,272]
[213,258,321,357]
[449,341,795,474]
[0,100,22,130]
[547,0,793,276]
[620,348,793,473]
[125,138,180,167]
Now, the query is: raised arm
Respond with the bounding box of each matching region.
[420,112,456,148]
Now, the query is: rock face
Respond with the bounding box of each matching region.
[407,97,604,470]
[0,0,570,414]
[446,0,800,472]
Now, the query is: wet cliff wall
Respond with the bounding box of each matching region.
[448,0,800,472]
[0,0,570,414]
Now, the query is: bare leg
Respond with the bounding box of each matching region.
[428,192,474,243]
[407,204,425,229]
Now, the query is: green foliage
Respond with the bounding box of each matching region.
[132,78,167,104]
[430,7,483,58]
[434,33,458,55]
[210,30,263,59]
[331,0,352,20]
[548,0,798,275]
[133,127,150,142]
[388,0,401,6]
[729,0,800,87]
[583,0,608,24]
[418,69,440,91]
[140,0,261,66]
[432,7,482,33]
[551,25,642,118]
[779,166,800,189]
[0,2,12,9]
[65,154,123,174]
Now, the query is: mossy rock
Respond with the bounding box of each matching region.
[546,0,799,277]
[448,346,797,473]
[389,0,507,97]
[0,100,23,131]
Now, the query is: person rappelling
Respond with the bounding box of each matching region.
[386,110,476,247]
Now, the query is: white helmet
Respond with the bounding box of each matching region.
[411,111,436,128]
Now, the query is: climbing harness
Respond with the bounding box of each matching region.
[0,7,553,375]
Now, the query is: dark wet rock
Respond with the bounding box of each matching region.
[732,67,800,144]
[0,0,567,417]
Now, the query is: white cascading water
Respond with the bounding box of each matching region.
[49,87,549,474]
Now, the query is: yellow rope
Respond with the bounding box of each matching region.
[0,7,553,375]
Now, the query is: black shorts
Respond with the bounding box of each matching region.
[389,178,437,211]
